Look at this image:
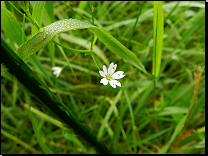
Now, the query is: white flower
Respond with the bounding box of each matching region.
[52,67,62,77]
[99,62,125,88]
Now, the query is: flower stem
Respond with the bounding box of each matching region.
[89,1,100,71]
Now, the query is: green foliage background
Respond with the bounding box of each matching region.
[1,1,205,154]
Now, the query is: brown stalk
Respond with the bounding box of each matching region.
[173,66,203,150]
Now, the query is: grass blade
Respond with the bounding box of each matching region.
[16,19,96,60]
[152,1,164,78]
[1,129,42,154]
[24,88,54,154]
[159,115,187,154]
[31,1,46,34]
[1,7,27,47]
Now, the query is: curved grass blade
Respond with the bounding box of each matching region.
[16,19,96,60]
[2,37,114,154]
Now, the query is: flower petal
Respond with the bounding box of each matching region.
[52,67,61,71]
[100,78,108,85]
[108,62,117,75]
[99,71,106,77]
[99,65,108,77]
[115,80,121,87]
[111,71,125,79]
[109,79,121,88]
[52,67,62,77]
[103,65,107,75]
[55,73,60,77]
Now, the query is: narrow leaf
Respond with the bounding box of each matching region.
[24,89,54,154]
[31,1,46,34]
[1,7,27,47]
[16,19,96,60]
[159,115,187,154]
[152,1,164,78]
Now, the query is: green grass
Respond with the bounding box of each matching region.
[1,1,205,154]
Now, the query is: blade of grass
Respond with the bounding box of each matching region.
[44,1,55,23]
[22,14,26,43]
[1,129,42,154]
[1,7,27,47]
[16,19,96,60]
[24,104,66,129]
[24,88,54,154]
[31,1,46,34]
[152,1,164,79]
[124,90,137,153]
[159,115,187,154]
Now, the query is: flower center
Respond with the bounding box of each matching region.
[106,74,112,80]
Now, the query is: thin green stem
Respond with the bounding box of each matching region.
[90,52,100,71]
[89,1,100,71]
[22,14,25,44]
[53,40,91,53]
[8,1,40,30]
[89,2,95,25]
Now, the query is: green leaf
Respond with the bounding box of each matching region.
[16,19,96,60]
[44,1,54,23]
[31,1,46,34]
[1,7,27,47]
[152,1,164,78]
